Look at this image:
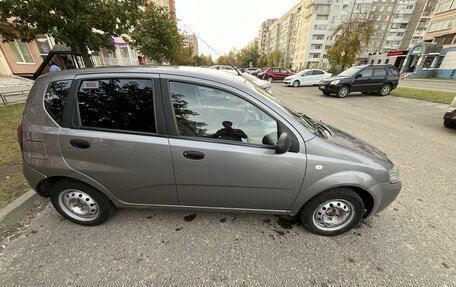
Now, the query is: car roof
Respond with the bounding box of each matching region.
[36,65,255,93]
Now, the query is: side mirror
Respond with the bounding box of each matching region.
[355,74,362,79]
[276,132,292,154]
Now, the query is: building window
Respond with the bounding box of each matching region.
[8,40,34,64]
[314,25,327,30]
[316,15,329,21]
[312,34,325,40]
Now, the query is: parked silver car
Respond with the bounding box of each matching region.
[19,66,401,236]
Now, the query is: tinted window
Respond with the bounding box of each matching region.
[272,68,280,73]
[389,68,399,76]
[77,79,155,133]
[313,70,324,75]
[374,68,387,76]
[44,80,72,125]
[170,82,278,146]
[359,69,373,78]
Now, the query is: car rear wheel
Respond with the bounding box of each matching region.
[336,86,349,98]
[444,119,455,128]
[300,188,364,236]
[50,179,113,226]
[293,80,300,87]
[267,77,273,82]
[378,84,391,96]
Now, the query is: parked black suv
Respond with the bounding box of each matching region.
[443,96,456,128]
[319,65,400,98]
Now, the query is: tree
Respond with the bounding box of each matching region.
[130,2,182,64]
[266,50,282,66]
[0,0,144,67]
[326,15,375,73]
[236,41,260,68]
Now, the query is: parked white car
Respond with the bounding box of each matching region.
[284,69,332,87]
[209,65,238,75]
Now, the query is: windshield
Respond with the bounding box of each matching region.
[338,66,364,77]
[297,70,309,76]
[247,81,317,133]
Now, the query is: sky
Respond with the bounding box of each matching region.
[175,0,300,58]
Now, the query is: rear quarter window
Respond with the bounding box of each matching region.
[44,80,72,125]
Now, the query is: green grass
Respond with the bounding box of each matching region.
[0,103,28,208]
[0,173,28,209]
[391,87,456,104]
[0,103,24,164]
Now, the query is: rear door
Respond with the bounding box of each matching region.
[59,74,177,205]
[371,68,388,91]
[161,76,307,211]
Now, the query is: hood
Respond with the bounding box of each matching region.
[285,75,296,80]
[320,76,348,84]
[326,125,391,163]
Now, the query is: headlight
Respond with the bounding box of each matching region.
[330,80,340,85]
[447,107,456,113]
[388,166,401,184]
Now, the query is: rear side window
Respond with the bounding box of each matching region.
[373,68,387,76]
[77,79,155,133]
[44,80,72,125]
[389,68,399,76]
[313,70,324,75]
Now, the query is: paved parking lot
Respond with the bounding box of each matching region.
[1,83,455,286]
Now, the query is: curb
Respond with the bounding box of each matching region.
[0,189,40,231]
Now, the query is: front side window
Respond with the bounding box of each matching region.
[170,82,278,146]
[77,79,155,133]
[44,80,72,125]
[359,69,373,78]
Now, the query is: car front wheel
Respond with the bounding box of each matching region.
[444,119,455,128]
[378,84,391,96]
[50,179,113,226]
[300,188,364,236]
[293,80,300,87]
[337,86,349,98]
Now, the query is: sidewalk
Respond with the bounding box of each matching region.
[399,78,456,93]
[0,76,34,106]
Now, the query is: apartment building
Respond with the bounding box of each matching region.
[258,19,276,56]
[424,0,456,46]
[182,34,199,56]
[149,0,176,19]
[400,0,437,50]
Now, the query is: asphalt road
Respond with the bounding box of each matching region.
[399,78,456,92]
[1,84,455,286]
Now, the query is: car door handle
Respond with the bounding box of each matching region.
[70,139,91,149]
[183,150,205,160]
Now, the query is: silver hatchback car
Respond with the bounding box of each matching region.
[19,66,401,236]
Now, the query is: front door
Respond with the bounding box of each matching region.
[59,76,177,205]
[164,80,307,211]
[351,68,373,92]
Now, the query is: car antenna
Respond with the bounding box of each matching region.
[182,23,242,76]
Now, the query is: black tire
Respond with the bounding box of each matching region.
[300,188,364,236]
[336,86,350,98]
[323,91,331,96]
[443,119,455,128]
[378,84,391,96]
[50,179,113,226]
[293,80,300,87]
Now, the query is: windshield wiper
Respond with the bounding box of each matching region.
[299,113,332,137]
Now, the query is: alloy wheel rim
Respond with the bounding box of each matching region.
[339,87,348,97]
[58,189,99,221]
[293,81,299,87]
[382,86,390,95]
[312,199,354,231]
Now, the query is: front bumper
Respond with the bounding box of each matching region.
[443,111,456,121]
[366,181,402,218]
[318,83,340,93]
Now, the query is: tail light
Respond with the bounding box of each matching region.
[17,122,23,151]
